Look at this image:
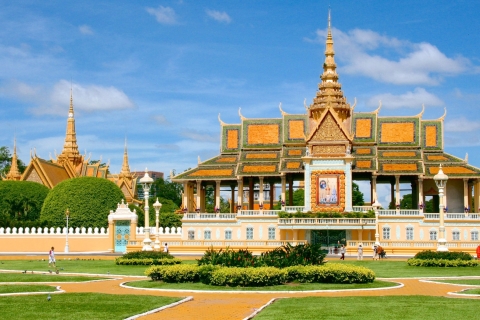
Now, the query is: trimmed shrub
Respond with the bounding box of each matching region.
[407,259,480,267]
[0,180,49,227]
[120,251,174,260]
[115,258,181,266]
[209,267,287,287]
[197,247,259,267]
[40,177,124,228]
[145,264,200,282]
[285,263,375,284]
[413,250,472,261]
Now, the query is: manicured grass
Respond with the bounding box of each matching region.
[0,259,147,276]
[126,280,397,291]
[459,288,480,295]
[0,285,57,294]
[435,279,480,285]
[254,295,480,320]
[0,293,181,320]
[0,273,105,282]
[340,260,480,278]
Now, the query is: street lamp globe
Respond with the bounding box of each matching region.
[433,165,449,252]
[139,168,154,251]
[153,198,162,251]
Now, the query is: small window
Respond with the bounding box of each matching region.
[382,227,390,240]
[188,230,195,240]
[471,231,479,241]
[430,230,437,240]
[246,227,254,240]
[268,227,276,240]
[452,231,460,241]
[204,230,211,240]
[225,230,232,240]
[406,227,414,241]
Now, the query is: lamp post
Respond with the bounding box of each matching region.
[434,165,449,252]
[64,209,70,253]
[140,169,154,251]
[372,199,381,246]
[153,198,162,251]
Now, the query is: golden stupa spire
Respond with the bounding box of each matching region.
[310,9,351,122]
[57,88,82,166]
[4,137,21,180]
[120,137,131,175]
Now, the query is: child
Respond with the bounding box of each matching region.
[48,247,56,268]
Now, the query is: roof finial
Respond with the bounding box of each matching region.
[69,86,74,117]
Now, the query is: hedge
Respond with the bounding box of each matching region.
[413,250,472,261]
[115,258,181,266]
[0,180,49,227]
[144,264,375,286]
[407,259,480,267]
[40,177,124,228]
[120,251,174,260]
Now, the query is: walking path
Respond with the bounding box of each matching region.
[54,275,479,320]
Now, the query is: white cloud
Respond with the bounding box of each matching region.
[78,25,94,35]
[206,9,232,24]
[309,28,471,85]
[146,6,177,25]
[366,88,444,109]
[445,117,480,132]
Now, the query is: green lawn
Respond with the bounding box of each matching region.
[126,280,397,291]
[0,273,105,282]
[0,285,58,294]
[0,259,148,276]
[435,279,480,285]
[340,260,480,278]
[459,288,480,295]
[0,293,181,320]
[254,296,480,320]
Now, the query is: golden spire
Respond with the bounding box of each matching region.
[4,137,21,180]
[310,10,351,122]
[57,88,81,166]
[120,137,131,175]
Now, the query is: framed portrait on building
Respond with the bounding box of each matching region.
[316,175,339,206]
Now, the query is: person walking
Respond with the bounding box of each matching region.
[48,247,56,268]
[372,245,379,260]
[357,244,363,260]
[340,245,345,260]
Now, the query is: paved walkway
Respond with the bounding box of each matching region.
[54,275,480,320]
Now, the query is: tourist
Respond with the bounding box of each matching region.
[340,245,345,260]
[476,245,480,260]
[372,245,378,260]
[48,247,56,268]
[357,244,363,260]
[163,243,169,253]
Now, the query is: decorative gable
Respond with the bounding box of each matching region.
[307,109,351,143]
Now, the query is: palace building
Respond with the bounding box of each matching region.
[171,13,480,254]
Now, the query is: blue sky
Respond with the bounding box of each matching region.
[1,1,479,204]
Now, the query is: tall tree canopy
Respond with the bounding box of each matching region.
[153,177,182,207]
[352,182,365,206]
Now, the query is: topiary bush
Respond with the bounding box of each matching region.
[407,258,480,267]
[285,264,375,284]
[120,251,174,260]
[145,264,200,282]
[40,177,124,228]
[115,258,181,266]
[209,267,287,287]
[413,250,472,261]
[260,243,326,267]
[0,180,49,227]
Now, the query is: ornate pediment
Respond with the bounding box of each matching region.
[307,108,352,143]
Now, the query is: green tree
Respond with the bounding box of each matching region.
[132,197,181,228]
[0,181,49,227]
[153,177,183,207]
[400,194,413,209]
[274,189,305,209]
[40,177,125,228]
[352,182,364,206]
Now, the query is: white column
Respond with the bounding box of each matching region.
[475,179,480,213]
[259,176,264,209]
[464,179,469,211]
[418,177,424,210]
[372,175,377,203]
[196,180,202,212]
[281,175,286,208]
[438,183,448,251]
[215,180,221,212]
[237,178,243,210]
[395,175,400,208]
